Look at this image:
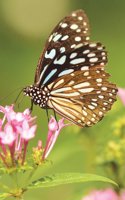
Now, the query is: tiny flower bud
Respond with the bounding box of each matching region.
[48,117,58,132]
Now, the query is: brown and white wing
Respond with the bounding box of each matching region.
[47,66,117,127]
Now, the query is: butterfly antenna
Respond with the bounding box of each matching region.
[17,95,25,109]
[0,87,23,103]
[14,88,24,105]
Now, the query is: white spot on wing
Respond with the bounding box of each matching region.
[43,69,57,85]
[61,23,68,28]
[54,55,66,65]
[75,36,81,41]
[76,29,81,32]
[102,87,107,91]
[71,44,76,48]
[73,82,90,89]
[61,35,69,41]
[51,87,71,93]
[75,43,83,49]
[38,64,48,84]
[87,53,96,57]
[70,52,78,59]
[70,58,85,64]
[88,105,95,110]
[89,43,97,47]
[89,57,98,62]
[81,66,89,71]
[49,34,53,42]
[84,71,89,76]
[45,49,56,59]
[53,34,62,42]
[58,69,74,77]
[83,49,90,54]
[72,13,77,17]
[96,78,102,83]
[60,47,65,53]
[51,92,80,97]
[78,16,83,20]
[83,110,87,116]
[79,88,94,93]
[70,24,78,30]
[54,79,64,88]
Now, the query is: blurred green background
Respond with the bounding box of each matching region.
[0,0,125,199]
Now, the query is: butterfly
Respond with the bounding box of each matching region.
[23,9,117,127]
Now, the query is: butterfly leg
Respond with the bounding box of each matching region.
[45,108,49,123]
[53,110,58,122]
[30,100,34,113]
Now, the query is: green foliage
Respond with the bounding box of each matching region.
[28,173,117,189]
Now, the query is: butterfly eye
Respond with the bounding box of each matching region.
[24,9,117,127]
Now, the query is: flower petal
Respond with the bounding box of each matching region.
[118,87,125,106]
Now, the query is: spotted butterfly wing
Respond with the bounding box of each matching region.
[24,9,117,127]
[35,9,90,86]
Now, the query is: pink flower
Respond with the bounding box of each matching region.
[121,191,125,200]
[42,116,68,160]
[0,123,16,145]
[0,105,37,167]
[118,88,125,106]
[0,104,69,167]
[82,189,118,200]
[19,120,37,141]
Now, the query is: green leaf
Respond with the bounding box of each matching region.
[0,193,10,200]
[28,173,118,189]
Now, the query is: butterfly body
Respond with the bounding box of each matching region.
[23,85,50,109]
[23,10,117,127]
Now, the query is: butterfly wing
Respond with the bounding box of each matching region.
[47,66,117,127]
[32,9,117,127]
[34,10,90,86]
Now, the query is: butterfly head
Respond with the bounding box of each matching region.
[23,85,49,108]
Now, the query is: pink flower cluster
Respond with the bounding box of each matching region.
[0,105,37,167]
[0,105,67,168]
[82,189,125,200]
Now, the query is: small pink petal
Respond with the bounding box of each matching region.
[23,109,31,116]
[0,124,16,145]
[0,105,14,113]
[37,140,42,150]
[21,125,37,141]
[82,189,118,200]
[4,123,13,134]
[48,116,58,132]
[22,120,30,130]
[15,113,24,121]
[118,87,125,106]
[43,117,70,160]
[121,190,125,199]
[0,120,2,131]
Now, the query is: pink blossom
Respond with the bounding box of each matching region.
[0,104,69,167]
[0,123,16,145]
[82,189,125,200]
[118,88,125,106]
[121,191,125,200]
[82,189,118,200]
[0,105,37,167]
[42,116,68,160]
[19,120,37,141]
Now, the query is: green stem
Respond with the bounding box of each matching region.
[24,166,38,187]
